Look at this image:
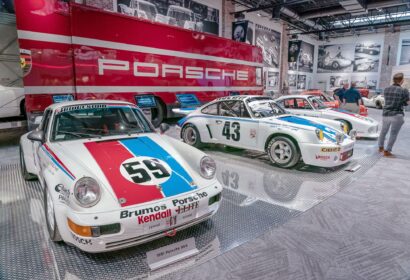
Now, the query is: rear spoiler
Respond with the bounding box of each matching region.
[172,107,199,116]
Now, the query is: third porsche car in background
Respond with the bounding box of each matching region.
[275,95,379,138]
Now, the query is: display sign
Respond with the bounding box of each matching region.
[53,95,74,103]
[232,21,248,43]
[146,237,199,270]
[176,94,200,107]
[136,96,157,108]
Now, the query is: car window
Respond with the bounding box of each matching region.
[201,103,218,115]
[219,101,249,118]
[308,96,328,109]
[248,101,285,118]
[294,98,313,110]
[40,109,52,138]
[51,104,153,142]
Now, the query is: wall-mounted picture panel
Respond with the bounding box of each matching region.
[289,40,314,73]
[399,39,410,65]
[318,44,354,73]
[255,24,281,68]
[353,43,381,72]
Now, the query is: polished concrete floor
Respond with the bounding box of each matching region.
[0,108,409,280]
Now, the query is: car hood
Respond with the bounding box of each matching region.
[48,134,200,207]
[266,115,340,142]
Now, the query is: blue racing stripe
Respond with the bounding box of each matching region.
[278,116,339,141]
[120,137,197,197]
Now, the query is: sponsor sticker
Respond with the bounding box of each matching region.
[315,155,331,160]
[55,184,70,204]
[120,157,172,186]
[20,49,32,77]
[71,232,92,245]
[320,147,341,153]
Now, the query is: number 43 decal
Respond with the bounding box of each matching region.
[222,121,240,141]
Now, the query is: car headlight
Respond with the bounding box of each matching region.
[340,123,348,133]
[315,129,324,141]
[199,156,216,179]
[74,177,101,207]
[335,132,344,144]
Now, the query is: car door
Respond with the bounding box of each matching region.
[209,100,257,149]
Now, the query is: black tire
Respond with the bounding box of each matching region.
[44,186,62,242]
[266,136,300,169]
[20,145,37,181]
[332,61,340,69]
[375,101,382,109]
[150,97,165,128]
[20,99,26,117]
[181,124,203,148]
[335,119,352,133]
[318,61,323,68]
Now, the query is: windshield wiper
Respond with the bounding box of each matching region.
[58,131,101,139]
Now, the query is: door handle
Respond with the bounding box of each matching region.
[215,120,222,124]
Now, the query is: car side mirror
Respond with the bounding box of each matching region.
[159,123,170,134]
[28,130,44,142]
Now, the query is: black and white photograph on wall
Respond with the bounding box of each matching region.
[116,0,220,35]
[329,75,349,88]
[399,39,410,65]
[255,24,281,68]
[232,21,248,43]
[353,43,381,72]
[289,41,314,72]
[288,74,297,87]
[317,44,354,73]
[351,75,377,90]
[267,71,279,89]
[297,75,306,90]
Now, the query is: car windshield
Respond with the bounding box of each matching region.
[248,100,286,118]
[170,9,192,21]
[51,104,153,142]
[139,3,157,19]
[308,96,329,110]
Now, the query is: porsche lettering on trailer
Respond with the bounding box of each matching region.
[19,100,223,253]
[98,59,249,81]
[14,1,263,128]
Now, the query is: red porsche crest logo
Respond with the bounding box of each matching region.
[20,49,32,77]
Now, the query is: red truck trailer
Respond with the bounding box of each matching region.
[14,1,263,128]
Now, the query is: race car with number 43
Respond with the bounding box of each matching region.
[19,100,222,253]
[174,96,356,169]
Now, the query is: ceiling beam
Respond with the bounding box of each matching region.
[231,0,310,15]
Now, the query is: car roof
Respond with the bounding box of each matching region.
[214,95,273,102]
[277,95,313,99]
[48,100,135,111]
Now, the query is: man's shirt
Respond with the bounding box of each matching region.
[383,84,410,116]
[343,87,362,104]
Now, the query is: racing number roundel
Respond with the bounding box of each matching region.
[120,157,172,186]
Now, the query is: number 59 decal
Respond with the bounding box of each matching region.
[222,121,240,141]
[120,157,172,185]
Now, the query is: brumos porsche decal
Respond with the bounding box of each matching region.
[85,136,198,207]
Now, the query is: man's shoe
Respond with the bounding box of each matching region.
[378,147,384,153]
[384,151,395,157]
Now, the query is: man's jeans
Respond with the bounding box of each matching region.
[378,115,405,152]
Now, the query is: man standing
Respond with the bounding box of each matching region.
[378,73,410,157]
[342,82,362,113]
[334,82,349,102]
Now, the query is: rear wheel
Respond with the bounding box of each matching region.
[150,98,165,128]
[44,186,62,242]
[181,124,203,148]
[375,101,382,109]
[332,61,340,69]
[267,136,300,168]
[20,145,36,181]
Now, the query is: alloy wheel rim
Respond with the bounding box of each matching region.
[271,141,292,164]
[184,127,197,145]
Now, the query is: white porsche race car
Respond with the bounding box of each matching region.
[20,100,222,253]
[275,95,379,138]
[174,96,355,169]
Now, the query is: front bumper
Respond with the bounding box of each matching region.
[60,184,222,253]
[300,140,355,167]
[356,124,379,138]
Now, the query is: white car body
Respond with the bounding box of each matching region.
[20,100,222,253]
[363,95,385,109]
[175,96,355,168]
[275,95,379,138]
[0,86,25,118]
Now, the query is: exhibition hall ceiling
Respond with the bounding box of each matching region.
[233,0,410,38]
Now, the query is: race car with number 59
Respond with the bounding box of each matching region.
[19,100,222,253]
[174,96,356,169]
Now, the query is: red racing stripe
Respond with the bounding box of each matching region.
[84,140,164,207]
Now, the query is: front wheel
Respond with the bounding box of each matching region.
[20,145,36,181]
[332,61,340,69]
[267,137,300,168]
[44,187,62,242]
[181,124,203,148]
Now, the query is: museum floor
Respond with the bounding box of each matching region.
[0,108,409,280]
